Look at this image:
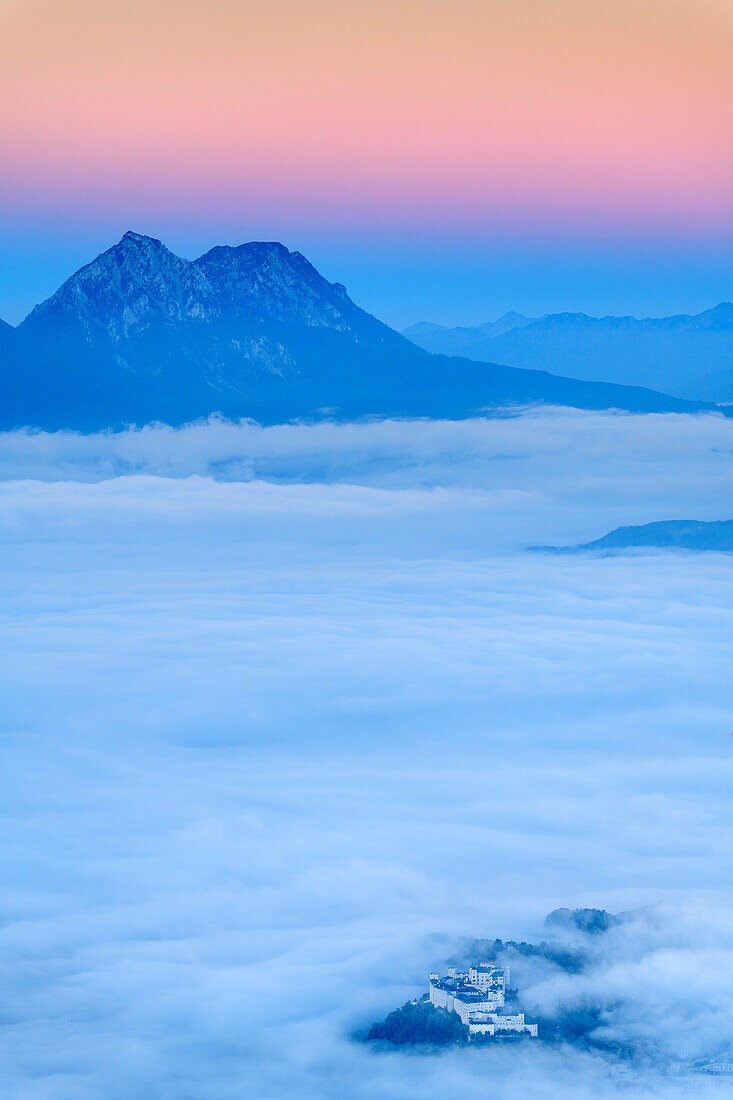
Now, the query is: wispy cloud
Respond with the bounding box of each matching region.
[2,408,733,548]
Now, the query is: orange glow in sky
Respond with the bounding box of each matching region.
[1,0,731,234]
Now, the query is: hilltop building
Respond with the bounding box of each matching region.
[428,964,538,1039]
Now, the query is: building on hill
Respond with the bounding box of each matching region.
[428,964,538,1039]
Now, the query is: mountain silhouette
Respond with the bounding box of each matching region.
[0,233,726,430]
[541,518,733,553]
[405,304,733,402]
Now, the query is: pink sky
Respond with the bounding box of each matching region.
[1,0,731,327]
[1,0,731,235]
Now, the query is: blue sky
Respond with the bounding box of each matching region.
[2,0,732,332]
[1,216,731,328]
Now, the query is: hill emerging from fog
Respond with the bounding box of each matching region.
[0,232,727,431]
[553,518,733,553]
[405,304,733,402]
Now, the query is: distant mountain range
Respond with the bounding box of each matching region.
[0,232,728,431]
[405,305,733,402]
[547,518,733,553]
[405,312,538,356]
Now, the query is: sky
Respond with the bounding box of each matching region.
[2,408,733,1096]
[1,0,732,326]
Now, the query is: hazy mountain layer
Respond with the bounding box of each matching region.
[405,305,733,402]
[404,312,537,357]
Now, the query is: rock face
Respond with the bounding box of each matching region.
[6,231,418,428]
[23,232,211,340]
[405,304,733,402]
[0,232,726,430]
[22,233,391,352]
[18,231,401,380]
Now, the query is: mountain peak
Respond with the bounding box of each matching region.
[476,311,537,337]
[192,239,361,326]
[17,231,395,370]
[200,240,290,259]
[10,232,725,431]
[116,230,170,252]
[20,231,203,333]
[121,229,153,243]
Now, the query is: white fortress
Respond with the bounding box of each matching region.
[428,964,538,1039]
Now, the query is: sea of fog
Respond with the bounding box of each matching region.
[1,408,733,1098]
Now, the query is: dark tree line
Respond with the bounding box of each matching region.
[366,1001,468,1047]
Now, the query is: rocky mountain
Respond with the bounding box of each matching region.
[551,518,733,553]
[405,304,733,402]
[5,232,420,428]
[21,232,392,355]
[0,233,728,430]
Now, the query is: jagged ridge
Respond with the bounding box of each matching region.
[0,233,728,430]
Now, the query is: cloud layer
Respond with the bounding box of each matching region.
[1,409,732,1096]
